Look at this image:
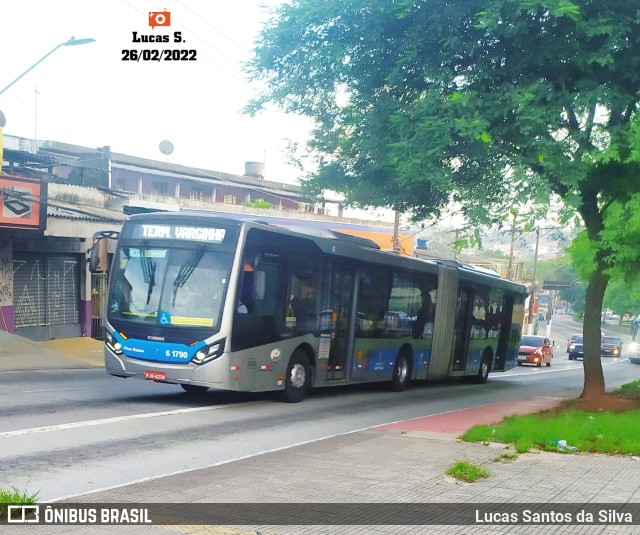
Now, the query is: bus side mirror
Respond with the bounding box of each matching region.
[88,230,119,273]
[88,238,108,273]
[254,271,266,301]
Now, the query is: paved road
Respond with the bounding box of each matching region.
[2,315,639,502]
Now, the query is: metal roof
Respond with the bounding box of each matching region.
[111,163,310,202]
[47,201,126,223]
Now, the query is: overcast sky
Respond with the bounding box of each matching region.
[0,0,313,184]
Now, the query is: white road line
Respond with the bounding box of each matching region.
[48,395,563,503]
[0,404,243,438]
[23,387,89,393]
[492,358,629,378]
[47,420,403,503]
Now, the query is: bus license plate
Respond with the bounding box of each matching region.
[145,370,166,381]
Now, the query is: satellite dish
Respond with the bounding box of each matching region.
[159,140,174,156]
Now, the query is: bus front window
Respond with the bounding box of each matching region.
[109,245,232,330]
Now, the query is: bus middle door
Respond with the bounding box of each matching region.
[451,287,473,374]
[326,265,355,381]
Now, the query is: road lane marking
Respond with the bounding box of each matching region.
[47,396,568,503]
[0,404,249,438]
[24,387,89,392]
[48,422,392,503]
[492,358,629,378]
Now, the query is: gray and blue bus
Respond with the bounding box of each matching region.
[93,211,526,402]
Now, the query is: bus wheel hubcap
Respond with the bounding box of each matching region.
[397,359,408,382]
[291,363,306,388]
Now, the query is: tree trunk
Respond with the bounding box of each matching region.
[581,269,608,400]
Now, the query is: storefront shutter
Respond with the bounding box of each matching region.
[46,255,80,325]
[12,254,47,328]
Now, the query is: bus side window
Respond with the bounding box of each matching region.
[232,265,280,350]
[238,268,255,313]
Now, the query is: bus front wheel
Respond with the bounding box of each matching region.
[281,351,311,403]
[391,352,411,392]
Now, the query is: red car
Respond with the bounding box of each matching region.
[518,335,554,367]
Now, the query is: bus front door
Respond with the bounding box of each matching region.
[326,266,354,381]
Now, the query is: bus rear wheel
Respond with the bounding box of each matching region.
[473,353,491,384]
[391,352,411,392]
[280,351,311,403]
[181,384,209,395]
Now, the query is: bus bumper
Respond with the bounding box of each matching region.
[104,346,235,390]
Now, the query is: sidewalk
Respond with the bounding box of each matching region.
[0,330,103,371]
[2,331,640,534]
[50,399,640,534]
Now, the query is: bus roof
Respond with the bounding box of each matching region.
[124,211,526,295]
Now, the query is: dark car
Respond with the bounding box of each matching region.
[567,333,581,353]
[601,336,622,358]
[568,336,584,360]
[518,335,553,367]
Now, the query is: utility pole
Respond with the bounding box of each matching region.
[506,214,517,280]
[527,227,540,334]
[452,228,461,260]
[392,210,401,252]
[34,87,39,142]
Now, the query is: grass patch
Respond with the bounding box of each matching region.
[445,460,490,482]
[615,380,640,401]
[460,381,640,455]
[493,451,519,463]
[0,487,39,520]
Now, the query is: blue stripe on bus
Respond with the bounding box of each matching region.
[112,332,206,364]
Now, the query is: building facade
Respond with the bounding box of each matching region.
[1,135,398,341]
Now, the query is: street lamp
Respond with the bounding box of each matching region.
[0,37,95,95]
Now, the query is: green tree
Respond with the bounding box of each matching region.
[603,279,640,321]
[243,198,273,210]
[247,1,640,400]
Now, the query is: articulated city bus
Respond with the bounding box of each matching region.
[91,212,526,402]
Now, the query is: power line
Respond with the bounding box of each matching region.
[174,0,251,54]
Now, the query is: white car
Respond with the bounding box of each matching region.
[357,312,373,331]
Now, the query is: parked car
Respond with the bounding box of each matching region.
[568,336,584,360]
[383,311,410,330]
[356,312,373,332]
[601,335,622,357]
[518,335,554,367]
[567,333,581,353]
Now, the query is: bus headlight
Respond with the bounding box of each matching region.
[105,330,124,355]
[193,339,225,365]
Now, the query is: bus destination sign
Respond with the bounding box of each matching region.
[136,224,226,243]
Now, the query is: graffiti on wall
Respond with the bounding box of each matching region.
[0,250,12,306]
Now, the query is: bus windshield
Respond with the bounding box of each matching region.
[108,244,233,330]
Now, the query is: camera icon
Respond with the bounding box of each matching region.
[149,9,171,29]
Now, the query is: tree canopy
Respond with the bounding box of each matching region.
[247,0,640,399]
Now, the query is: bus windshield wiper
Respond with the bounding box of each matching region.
[140,248,156,305]
[172,246,205,306]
